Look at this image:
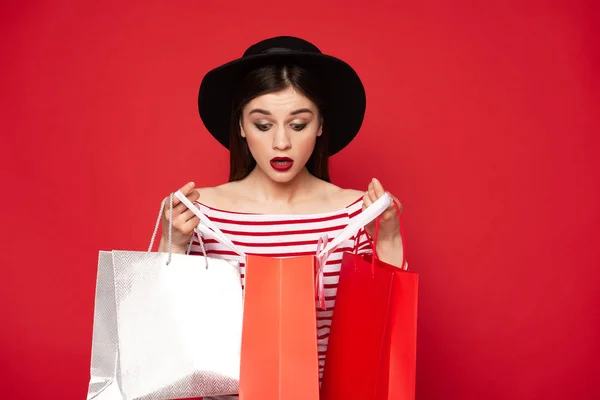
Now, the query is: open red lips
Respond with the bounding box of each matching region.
[270,157,294,172]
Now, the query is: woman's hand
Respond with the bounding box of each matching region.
[362,178,405,267]
[158,181,201,253]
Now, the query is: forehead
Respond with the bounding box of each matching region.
[244,87,317,114]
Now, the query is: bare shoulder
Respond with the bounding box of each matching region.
[194,182,240,209]
[319,181,364,209]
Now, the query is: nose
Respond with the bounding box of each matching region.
[272,125,292,151]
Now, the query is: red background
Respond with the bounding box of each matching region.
[1,1,599,399]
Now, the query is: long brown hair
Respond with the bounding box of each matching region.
[228,64,330,182]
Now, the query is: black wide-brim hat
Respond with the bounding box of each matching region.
[198,36,366,156]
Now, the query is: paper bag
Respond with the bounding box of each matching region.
[86,194,243,400]
[320,200,418,400]
[239,255,320,400]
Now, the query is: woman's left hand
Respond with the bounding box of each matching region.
[362,178,404,264]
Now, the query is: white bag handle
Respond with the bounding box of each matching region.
[314,192,391,309]
[174,190,246,257]
[175,189,390,263]
[317,192,391,259]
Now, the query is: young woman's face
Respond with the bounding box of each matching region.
[240,86,322,184]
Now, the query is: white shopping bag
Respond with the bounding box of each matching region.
[87,193,244,400]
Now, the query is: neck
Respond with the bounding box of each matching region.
[243,166,316,204]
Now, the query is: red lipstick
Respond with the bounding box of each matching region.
[270,157,294,172]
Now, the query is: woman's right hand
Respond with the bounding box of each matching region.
[158,181,201,253]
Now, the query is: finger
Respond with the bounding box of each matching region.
[386,202,402,217]
[368,181,378,203]
[188,189,200,203]
[363,192,373,208]
[384,203,402,218]
[174,217,199,236]
[372,178,385,198]
[181,216,201,235]
[173,188,201,212]
[172,200,191,215]
[164,199,192,221]
[388,193,403,215]
[180,208,199,223]
[382,207,397,220]
[180,181,196,195]
[173,206,198,225]
[172,181,196,207]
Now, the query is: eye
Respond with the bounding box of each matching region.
[290,123,307,131]
[254,123,271,132]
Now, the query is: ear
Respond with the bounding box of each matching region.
[240,119,246,138]
[317,118,323,137]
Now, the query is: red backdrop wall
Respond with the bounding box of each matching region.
[1,1,599,399]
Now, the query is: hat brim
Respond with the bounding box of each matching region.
[198,52,366,156]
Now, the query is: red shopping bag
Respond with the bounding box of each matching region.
[239,255,320,400]
[321,201,418,400]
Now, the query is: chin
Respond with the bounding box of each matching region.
[262,166,302,184]
[268,172,299,184]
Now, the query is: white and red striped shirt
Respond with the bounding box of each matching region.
[189,197,373,377]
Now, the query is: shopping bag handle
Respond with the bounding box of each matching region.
[316,192,392,259]
[147,192,210,266]
[357,198,407,273]
[174,190,246,257]
[314,193,392,309]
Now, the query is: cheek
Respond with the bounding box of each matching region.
[296,134,317,152]
[244,132,270,157]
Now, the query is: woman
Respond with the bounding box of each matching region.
[159,36,405,398]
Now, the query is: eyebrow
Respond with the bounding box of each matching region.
[248,108,314,116]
